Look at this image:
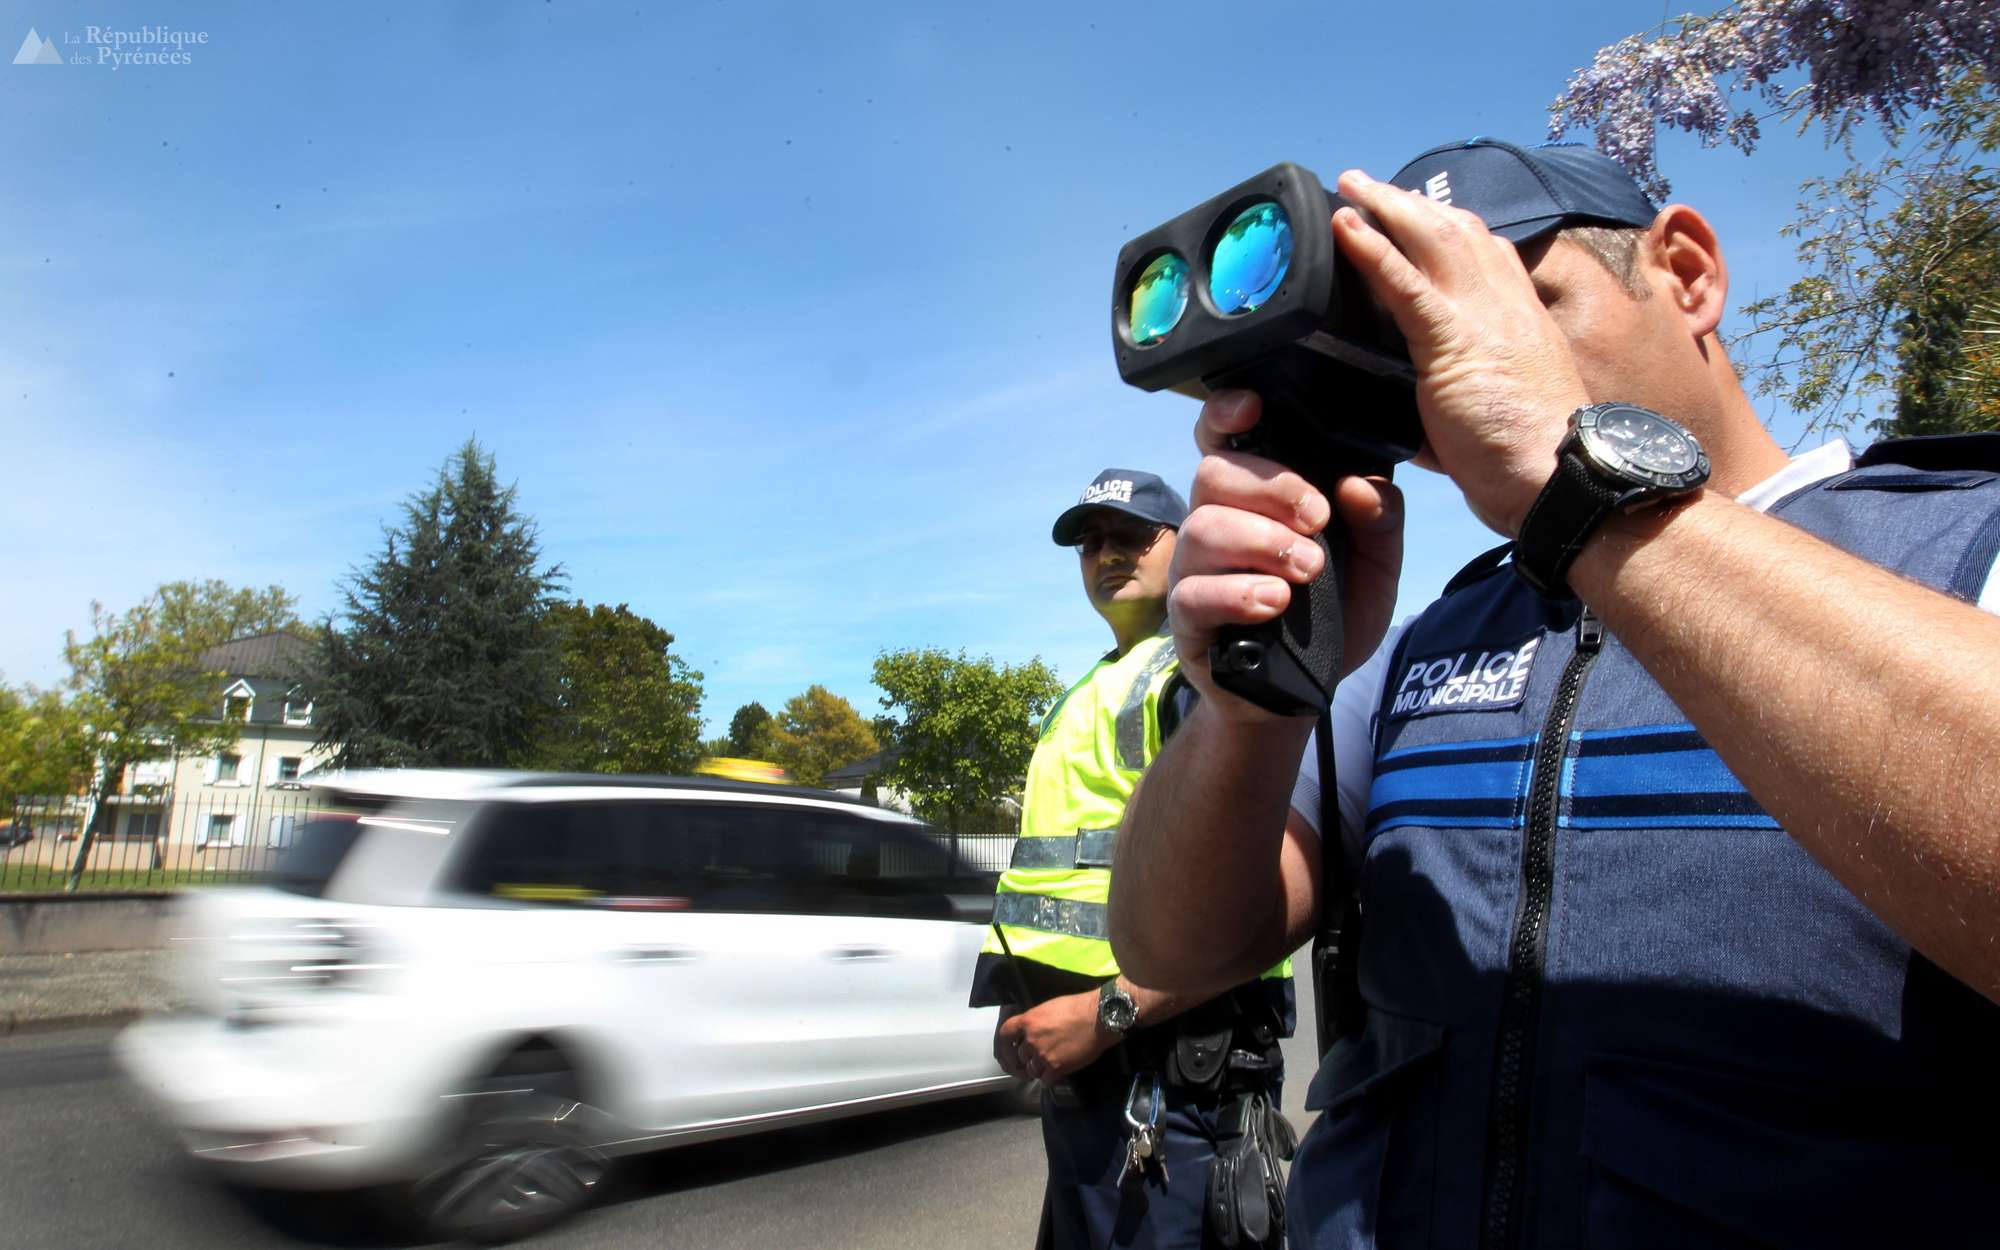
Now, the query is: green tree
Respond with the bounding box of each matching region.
[60,583,293,887]
[1732,80,2000,437]
[312,439,566,768]
[726,701,776,758]
[527,602,706,775]
[0,682,93,797]
[1948,300,2000,429]
[768,685,878,787]
[870,649,1063,833]
[1551,7,2000,438]
[155,580,302,650]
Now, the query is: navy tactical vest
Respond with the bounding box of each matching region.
[1289,443,2000,1249]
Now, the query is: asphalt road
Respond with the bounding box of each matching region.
[0,985,1320,1250]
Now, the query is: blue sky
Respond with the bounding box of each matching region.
[1,0,1859,733]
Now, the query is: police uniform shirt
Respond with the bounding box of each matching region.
[1288,437,2000,846]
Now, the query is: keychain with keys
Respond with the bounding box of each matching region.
[1118,1070,1168,1189]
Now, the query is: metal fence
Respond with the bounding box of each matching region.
[1,789,333,893]
[945,833,1017,874]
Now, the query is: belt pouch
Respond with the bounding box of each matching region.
[1169,1023,1233,1090]
[1205,1091,1297,1248]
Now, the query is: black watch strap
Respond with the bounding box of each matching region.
[1513,446,1624,598]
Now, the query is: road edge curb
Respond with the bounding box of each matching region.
[1,1008,141,1037]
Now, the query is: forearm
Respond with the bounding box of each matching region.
[1116,978,1211,1030]
[1110,699,1316,993]
[1013,978,1248,1081]
[1573,490,2000,1001]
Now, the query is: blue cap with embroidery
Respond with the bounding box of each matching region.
[1389,138,1658,244]
[1051,468,1188,546]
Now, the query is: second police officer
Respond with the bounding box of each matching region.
[972,468,1312,1249]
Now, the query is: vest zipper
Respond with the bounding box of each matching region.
[1479,606,1602,1250]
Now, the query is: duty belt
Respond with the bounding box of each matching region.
[1010,828,1117,870]
[991,892,1109,940]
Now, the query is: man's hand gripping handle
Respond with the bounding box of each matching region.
[1209,413,1353,718]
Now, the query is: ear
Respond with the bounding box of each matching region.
[1648,205,1728,339]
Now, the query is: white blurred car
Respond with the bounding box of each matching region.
[117,771,1015,1242]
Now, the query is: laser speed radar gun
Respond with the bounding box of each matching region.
[1111,163,1424,716]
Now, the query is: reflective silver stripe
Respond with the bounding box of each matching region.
[1074,828,1116,868]
[1011,837,1075,870]
[1115,640,1178,770]
[992,892,1110,941]
[1010,828,1118,870]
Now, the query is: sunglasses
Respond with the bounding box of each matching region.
[1074,523,1167,556]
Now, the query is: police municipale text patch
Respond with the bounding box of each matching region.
[1387,636,1541,720]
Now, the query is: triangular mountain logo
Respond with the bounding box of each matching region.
[13,28,62,65]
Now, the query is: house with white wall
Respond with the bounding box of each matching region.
[157,631,335,851]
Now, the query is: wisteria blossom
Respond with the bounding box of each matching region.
[1551,0,2000,197]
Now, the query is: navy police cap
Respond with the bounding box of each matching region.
[1051,468,1188,546]
[1389,138,1658,244]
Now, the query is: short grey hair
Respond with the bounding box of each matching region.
[1558,224,1649,299]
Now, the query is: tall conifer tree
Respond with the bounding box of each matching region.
[313,440,564,768]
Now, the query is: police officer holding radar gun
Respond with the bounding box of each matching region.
[972,468,1305,1249]
[1105,138,2000,1248]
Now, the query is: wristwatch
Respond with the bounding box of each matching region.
[1513,402,1711,598]
[1097,980,1139,1036]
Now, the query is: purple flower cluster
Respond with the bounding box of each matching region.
[1551,0,2000,197]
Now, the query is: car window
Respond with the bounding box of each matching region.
[322,799,472,906]
[879,827,952,879]
[814,812,966,920]
[649,801,914,918]
[680,804,820,912]
[453,802,629,905]
[618,801,703,908]
[800,811,880,879]
[263,816,365,897]
[535,799,986,920]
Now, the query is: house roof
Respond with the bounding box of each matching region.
[199,631,313,680]
[197,632,316,727]
[823,748,900,786]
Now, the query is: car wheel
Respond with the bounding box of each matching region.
[408,1060,612,1245]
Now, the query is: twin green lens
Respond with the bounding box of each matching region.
[1128,253,1190,346]
[1127,200,1291,347]
[1210,201,1291,315]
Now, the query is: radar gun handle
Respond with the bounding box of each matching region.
[1207,414,1355,719]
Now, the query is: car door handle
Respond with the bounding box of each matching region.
[827,945,894,961]
[619,946,700,963]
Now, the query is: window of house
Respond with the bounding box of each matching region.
[283,694,311,726]
[225,695,252,722]
[277,757,302,784]
[204,814,236,845]
[216,753,242,783]
[122,812,162,839]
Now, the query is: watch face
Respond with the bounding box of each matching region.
[1578,404,1709,488]
[1099,985,1138,1031]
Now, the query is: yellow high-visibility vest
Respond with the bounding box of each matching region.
[984,632,1290,982]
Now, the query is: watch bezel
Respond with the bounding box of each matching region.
[1097,980,1139,1034]
[1574,402,1711,494]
